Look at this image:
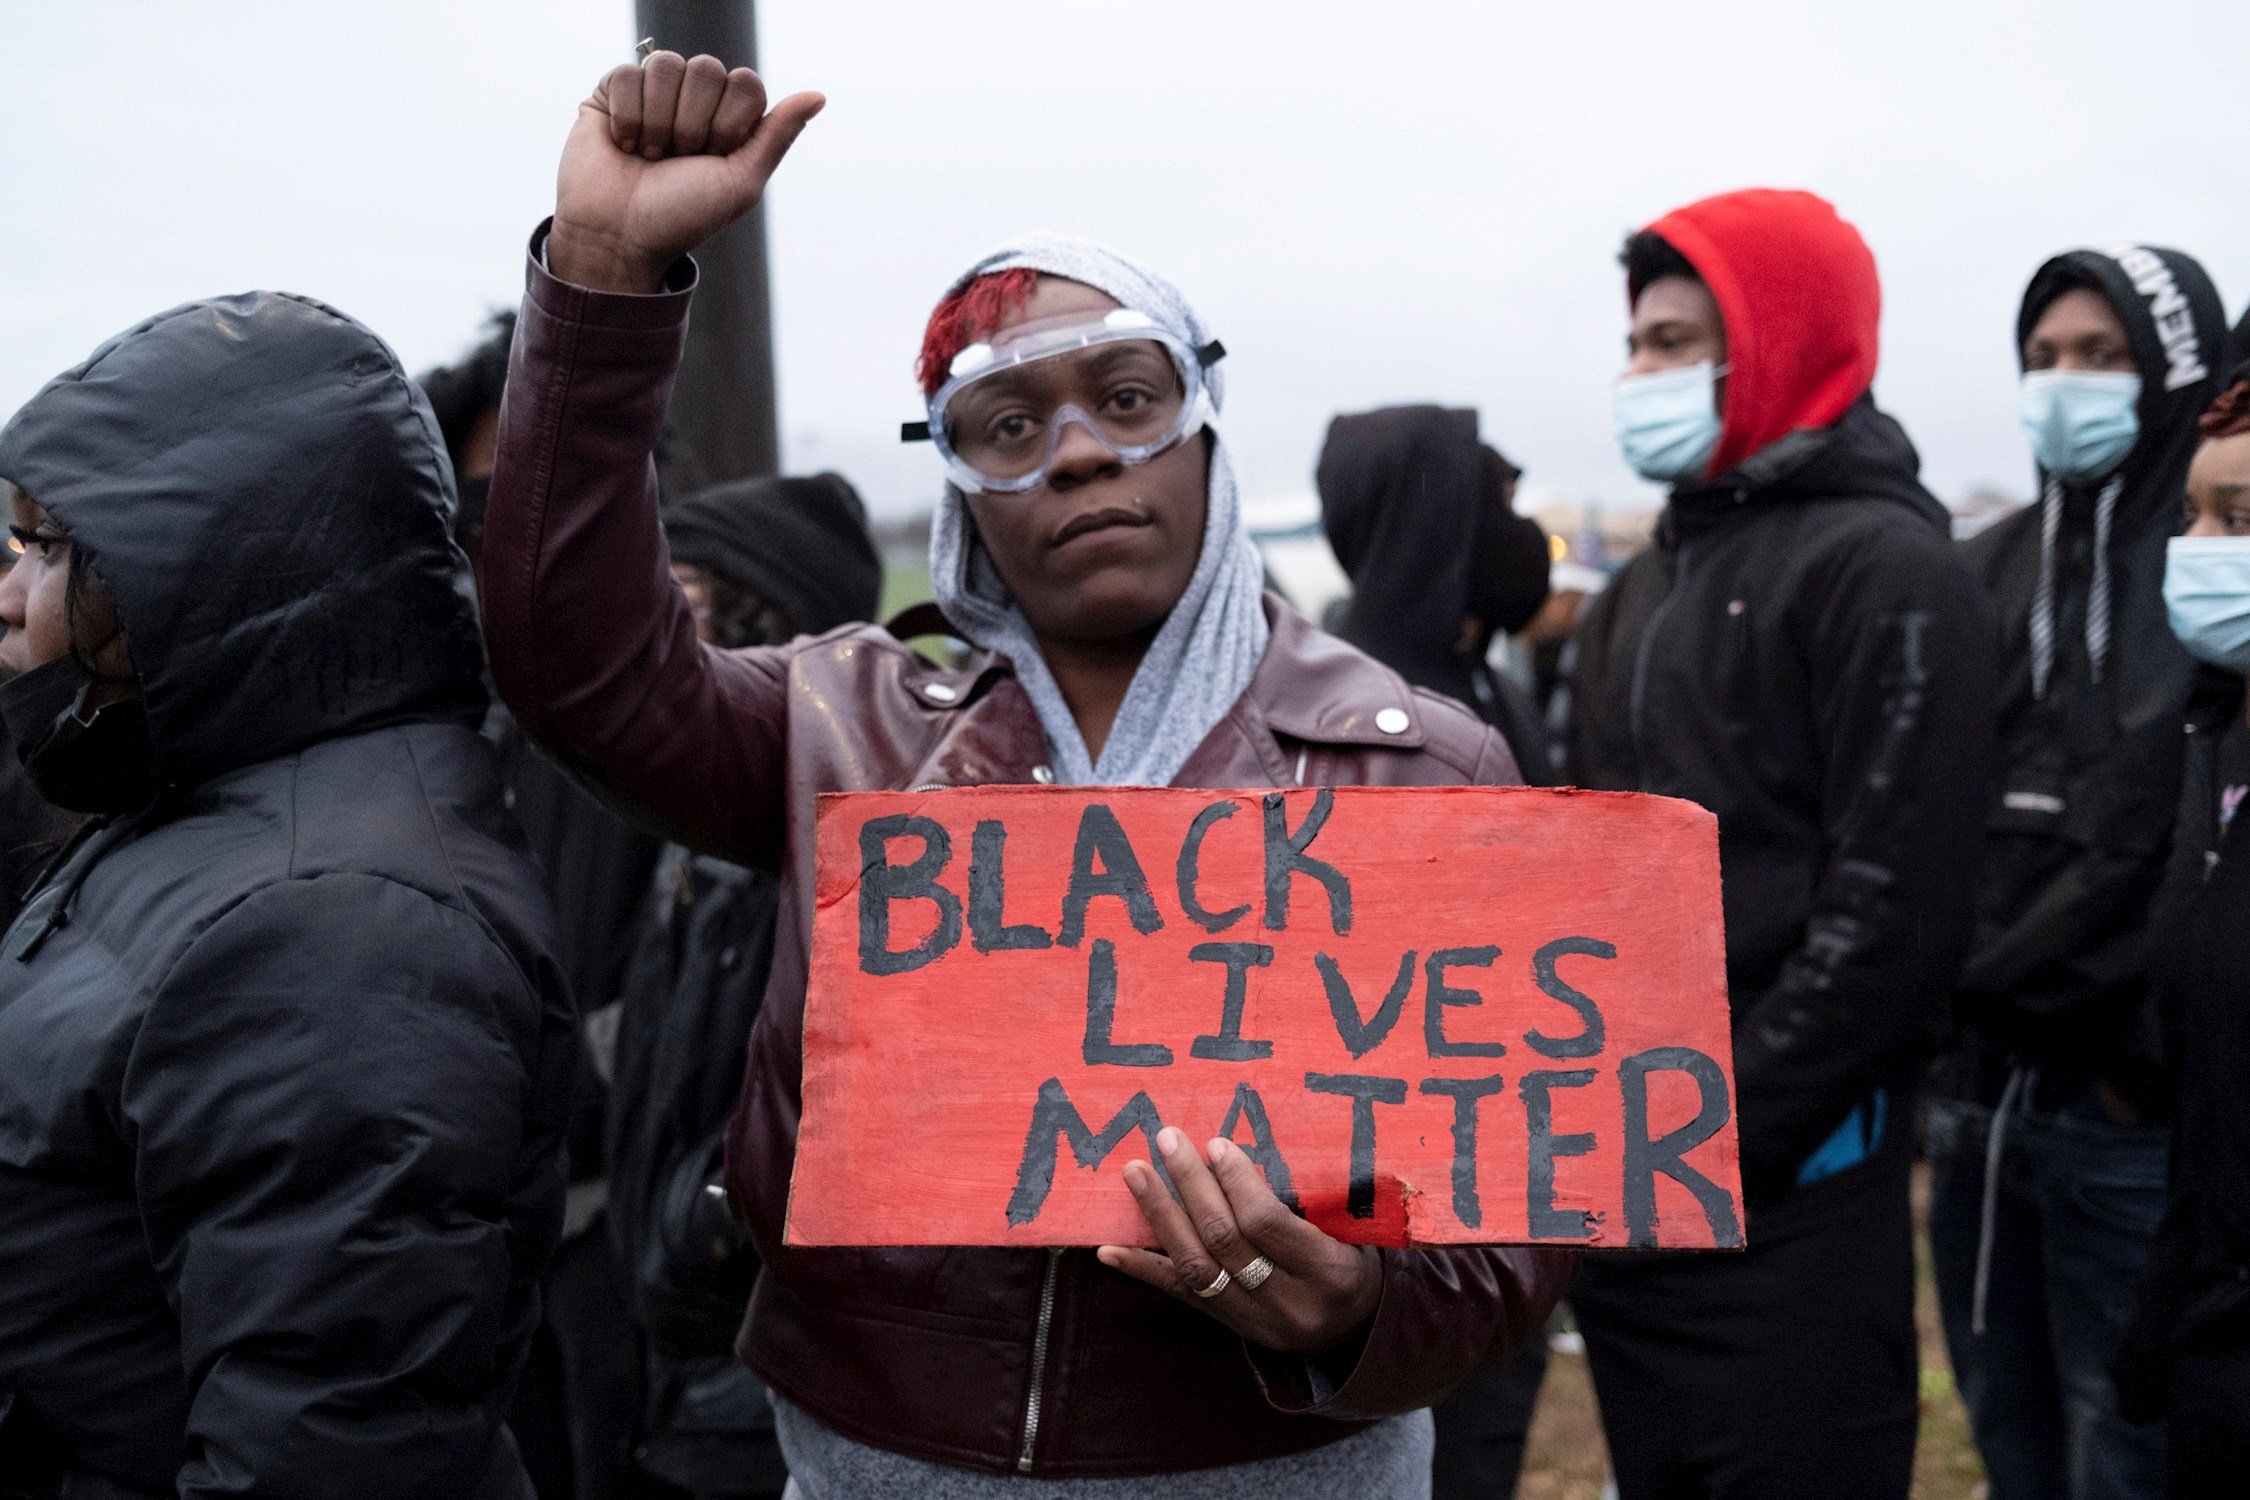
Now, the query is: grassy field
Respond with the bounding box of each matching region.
[1519,1165,1987,1499]
[879,556,933,622]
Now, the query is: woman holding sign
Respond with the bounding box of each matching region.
[481,50,1570,1497]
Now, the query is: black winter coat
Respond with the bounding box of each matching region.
[0,734,76,925]
[2115,672,2250,1430]
[1566,397,2000,1203]
[605,847,786,1494]
[1317,405,1556,781]
[1949,247,2229,1112]
[0,293,575,1499]
[608,848,779,1361]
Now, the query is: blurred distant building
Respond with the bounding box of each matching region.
[1949,486,2024,540]
[1238,492,1348,622]
[1519,486,1659,573]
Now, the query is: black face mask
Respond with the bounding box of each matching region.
[1466,496,1552,644]
[0,653,159,816]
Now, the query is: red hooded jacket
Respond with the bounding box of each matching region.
[1637,188,1882,480]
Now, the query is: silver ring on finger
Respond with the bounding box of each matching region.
[1193,1267,1231,1299]
[1236,1255,1276,1291]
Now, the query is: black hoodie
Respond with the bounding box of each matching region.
[2110,316,2250,1445]
[1569,398,2000,1203]
[1568,195,2000,1203]
[1317,405,1554,780]
[663,471,884,639]
[0,293,574,1498]
[1950,247,2228,1110]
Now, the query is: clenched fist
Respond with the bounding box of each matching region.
[548,51,823,295]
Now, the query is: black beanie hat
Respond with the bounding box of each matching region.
[664,472,883,638]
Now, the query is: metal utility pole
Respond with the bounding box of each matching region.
[634,0,778,496]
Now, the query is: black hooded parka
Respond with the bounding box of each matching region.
[1567,397,2000,1203]
[0,293,575,1499]
[1950,246,2229,1110]
[1317,405,1555,781]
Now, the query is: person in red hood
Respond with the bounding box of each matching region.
[1563,189,2000,1498]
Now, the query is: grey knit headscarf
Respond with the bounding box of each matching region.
[926,234,1270,787]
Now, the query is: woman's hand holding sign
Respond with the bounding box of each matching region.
[1099,1129,1383,1355]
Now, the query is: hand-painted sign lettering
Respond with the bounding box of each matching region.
[788,786,1739,1250]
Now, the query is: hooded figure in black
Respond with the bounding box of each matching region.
[1948,246,2227,1104]
[605,473,880,1500]
[1929,246,2227,1500]
[0,293,574,1499]
[1317,405,1554,780]
[1314,405,1553,1493]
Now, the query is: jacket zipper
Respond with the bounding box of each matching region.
[2186,723,2223,882]
[1628,540,1690,779]
[1016,1248,1063,1472]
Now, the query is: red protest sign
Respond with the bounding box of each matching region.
[788,786,1739,1251]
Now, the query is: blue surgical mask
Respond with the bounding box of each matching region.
[1614,361,1725,483]
[2020,370,2141,482]
[2164,535,2250,673]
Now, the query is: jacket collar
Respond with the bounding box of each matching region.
[1660,396,1949,544]
[1244,594,1427,749]
[888,593,1427,751]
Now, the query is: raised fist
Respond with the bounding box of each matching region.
[548,51,823,294]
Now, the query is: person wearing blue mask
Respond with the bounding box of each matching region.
[1566,188,1999,1499]
[2114,369,2250,1492]
[1935,247,2228,1500]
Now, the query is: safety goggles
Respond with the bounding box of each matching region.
[903,309,1225,495]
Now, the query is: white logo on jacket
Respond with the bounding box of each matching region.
[2108,245,2209,392]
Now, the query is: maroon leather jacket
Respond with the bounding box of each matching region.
[483,233,1573,1479]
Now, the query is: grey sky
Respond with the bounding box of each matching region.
[6,0,2246,520]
